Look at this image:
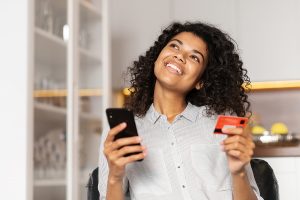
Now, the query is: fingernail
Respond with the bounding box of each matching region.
[222,128,229,133]
[121,122,126,127]
[143,148,147,154]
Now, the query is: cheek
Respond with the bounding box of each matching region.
[153,60,161,78]
[191,63,205,76]
[187,64,206,84]
[154,53,166,74]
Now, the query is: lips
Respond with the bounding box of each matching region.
[164,62,183,75]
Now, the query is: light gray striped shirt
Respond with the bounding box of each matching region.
[98,102,263,200]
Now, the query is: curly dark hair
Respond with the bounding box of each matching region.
[125,21,251,117]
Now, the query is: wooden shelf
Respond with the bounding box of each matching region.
[34,102,101,122]
[34,89,102,97]
[35,27,67,67]
[80,1,102,21]
[34,178,88,187]
[80,48,101,66]
[34,168,92,187]
[123,81,300,97]
[247,80,300,91]
[254,144,300,157]
[34,179,66,187]
[35,27,101,67]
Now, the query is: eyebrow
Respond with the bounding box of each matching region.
[170,38,205,61]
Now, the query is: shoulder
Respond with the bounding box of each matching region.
[191,104,218,122]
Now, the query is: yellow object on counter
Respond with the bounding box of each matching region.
[252,125,267,135]
[271,122,289,134]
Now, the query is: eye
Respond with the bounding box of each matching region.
[169,43,179,50]
[190,55,200,63]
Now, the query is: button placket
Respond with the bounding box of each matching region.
[168,127,190,199]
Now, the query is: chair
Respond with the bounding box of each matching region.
[87,167,100,200]
[87,159,279,200]
[250,159,279,200]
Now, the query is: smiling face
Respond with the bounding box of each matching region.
[154,32,208,95]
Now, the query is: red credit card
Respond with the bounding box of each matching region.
[214,115,248,134]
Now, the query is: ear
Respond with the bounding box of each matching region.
[195,82,203,90]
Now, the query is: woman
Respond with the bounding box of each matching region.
[99,22,262,200]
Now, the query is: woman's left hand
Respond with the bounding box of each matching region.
[221,126,255,175]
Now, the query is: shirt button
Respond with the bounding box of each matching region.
[182,185,186,188]
[177,166,180,168]
[171,142,174,146]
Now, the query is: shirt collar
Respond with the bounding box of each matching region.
[145,102,199,124]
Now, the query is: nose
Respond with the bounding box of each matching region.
[173,53,186,64]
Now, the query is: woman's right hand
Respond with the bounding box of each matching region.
[103,122,147,183]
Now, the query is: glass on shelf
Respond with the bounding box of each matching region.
[80,96,91,112]
[36,0,54,33]
[79,28,91,49]
[53,16,67,39]
[34,128,66,180]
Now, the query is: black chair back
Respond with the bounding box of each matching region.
[87,167,100,200]
[251,159,279,200]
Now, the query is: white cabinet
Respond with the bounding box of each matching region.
[32,0,111,200]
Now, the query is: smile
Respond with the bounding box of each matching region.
[165,63,183,75]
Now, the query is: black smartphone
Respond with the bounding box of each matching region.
[106,108,139,140]
[106,108,143,160]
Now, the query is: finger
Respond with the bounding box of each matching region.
[249,141,255,149]
[112,151,147,167]
[121,151,147,165]
[242,123,253,138]
[222,127,243,135]
[111,136,142,151]
[116,145,146,158]
[106,146,142,164]
[106,145,145,164]
[222,135,247,146]
[227,149,242,158]
[227,150,250,162]
[223,142,247,153]
[105,123,127,143]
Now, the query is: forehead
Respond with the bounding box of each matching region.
[170,32,208,54]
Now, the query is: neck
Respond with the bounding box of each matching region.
[153,83,187,122]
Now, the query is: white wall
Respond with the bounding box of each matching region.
[172,0,238,39]
[110,0,300,88]
[262,157,300,200]
[236,0,300,81]
[110,0,172,88]
[0,1,32,199]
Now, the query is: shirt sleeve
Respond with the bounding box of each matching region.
[245,163,264,200]
[98,125,129,200]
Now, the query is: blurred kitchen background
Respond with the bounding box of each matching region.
[1,0,300,200]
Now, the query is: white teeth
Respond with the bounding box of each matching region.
[166,63,182,75]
